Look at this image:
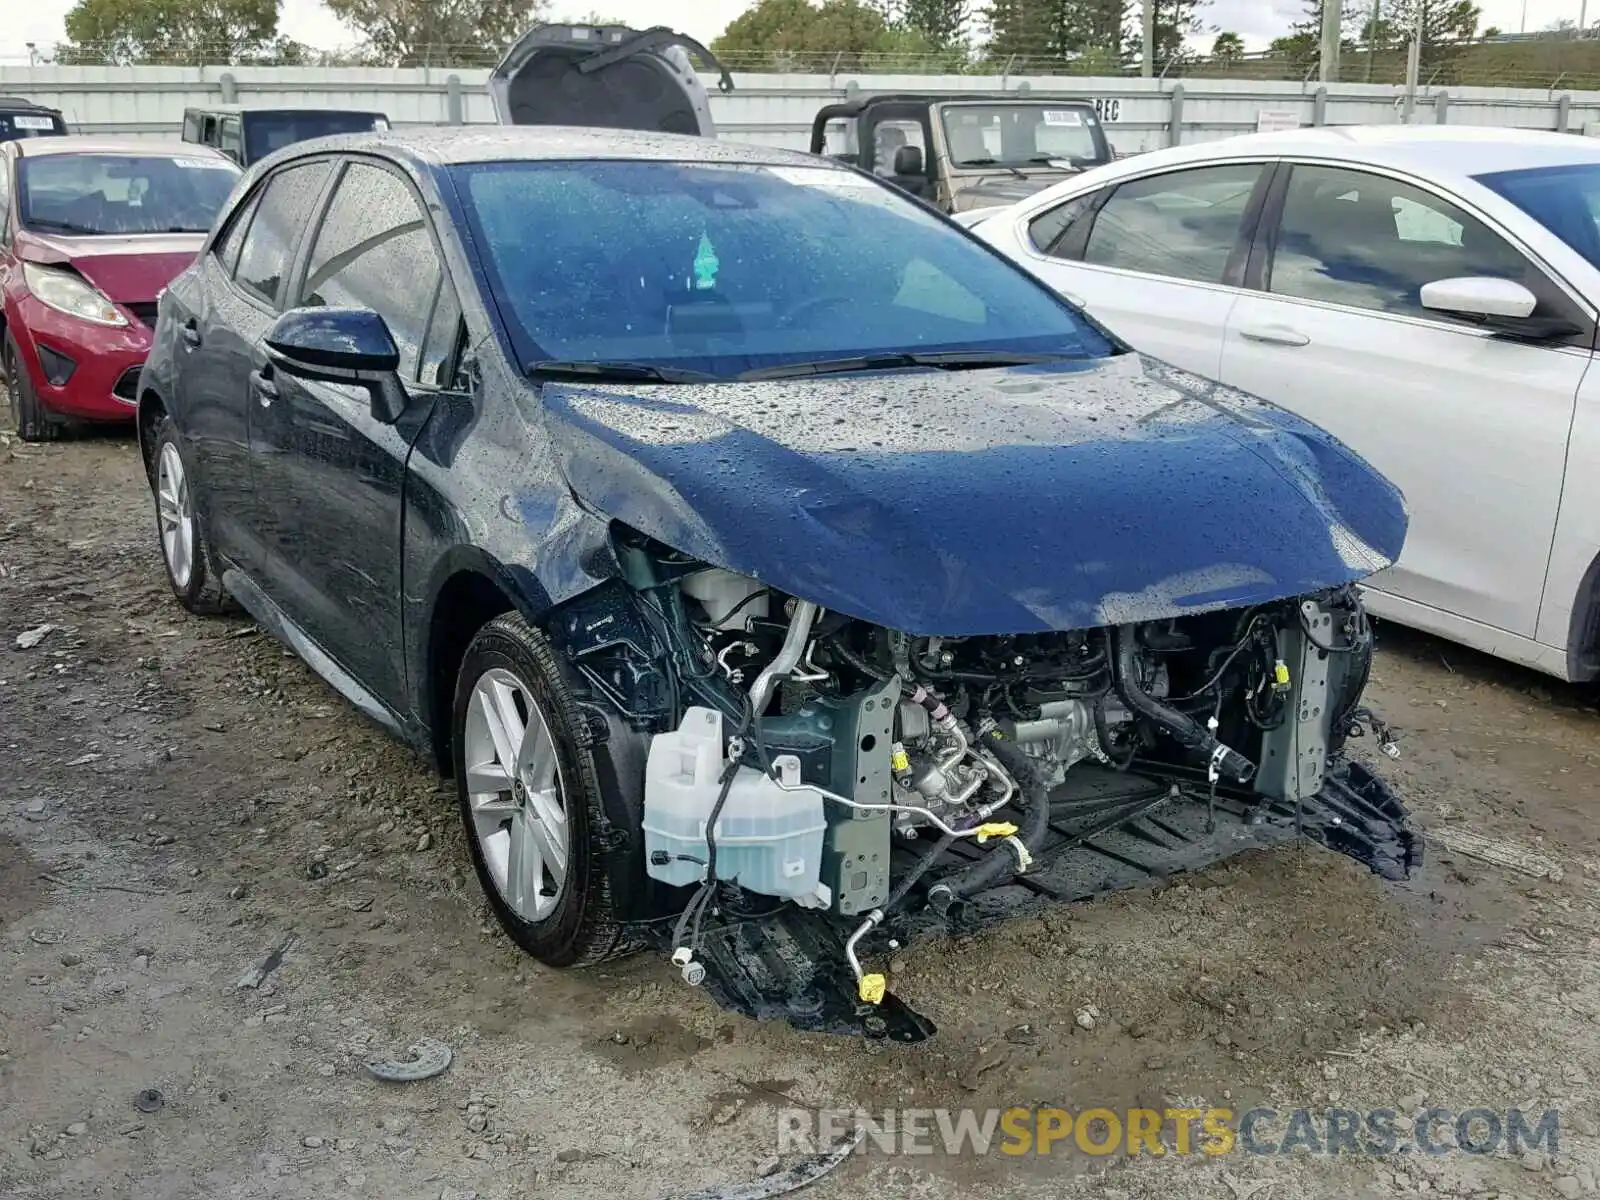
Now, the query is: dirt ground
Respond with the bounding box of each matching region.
[2,420,1598,1200]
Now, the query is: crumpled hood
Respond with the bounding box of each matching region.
[540,354,1408,635]
[15,230,205,303]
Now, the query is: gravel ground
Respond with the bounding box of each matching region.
[1,423,1598,1200]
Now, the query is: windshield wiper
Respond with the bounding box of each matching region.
[739,350,1077,382]
[24,217,101,235]
[527,359,719,384]
[954,158,1028,179]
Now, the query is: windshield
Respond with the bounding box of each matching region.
[0,111,66,142]
[452,159,1111,379]
[245,112,388,162]
[18,153,240,235]
[1476,162,1600,271]
[940,104,1104,168]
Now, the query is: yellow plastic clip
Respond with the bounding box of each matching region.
[1273,659,1291,688]
[890,747,911,773]
[858,973,887,1005]
[975,822,1019,843]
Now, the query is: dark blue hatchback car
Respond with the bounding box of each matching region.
[136,126,1415,1040]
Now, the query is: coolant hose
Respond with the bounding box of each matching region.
[926,729,1051,911]
[1111,625,1254,783]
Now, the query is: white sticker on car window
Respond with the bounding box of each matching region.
[1042,110,1085,126]
[766,166,877,188]
[172,156,235,169]
[13,115,56,130]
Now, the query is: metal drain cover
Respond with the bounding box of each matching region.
[364,1038,452,1082]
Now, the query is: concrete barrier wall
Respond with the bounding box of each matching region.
[5,64,1600,153]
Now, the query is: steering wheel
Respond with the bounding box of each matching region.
[778,294,858,330]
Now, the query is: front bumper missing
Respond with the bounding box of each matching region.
[640,759,1421,1043]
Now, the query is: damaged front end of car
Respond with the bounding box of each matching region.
[528,359,1420,1041]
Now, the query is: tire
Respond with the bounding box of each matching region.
[4,334,63,443]
[453,612,633,968]
[148,413,235,615]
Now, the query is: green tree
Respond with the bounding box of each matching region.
[1121,0,1209,67]
[1211,29,1244,58]
[984,0,1129,66]
[884,0,973,48]
[59,0,280,64]
[712,0,910,66]
[1385,0,1479,76]
[323,0,549,66]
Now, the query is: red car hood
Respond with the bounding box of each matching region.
[14,230,205,303]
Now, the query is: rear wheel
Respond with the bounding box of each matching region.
[453,612,633,967]
[149,414,234,615]
[4,335,63,443]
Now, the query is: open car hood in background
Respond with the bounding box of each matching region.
[540,354,1409,636]
[487,23,731,137]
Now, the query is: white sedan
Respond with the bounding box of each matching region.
[969,125,1600,684]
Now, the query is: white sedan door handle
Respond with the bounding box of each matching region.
[1238,324,1310,347]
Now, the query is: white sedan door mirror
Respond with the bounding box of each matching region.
[1420,276,1538,320]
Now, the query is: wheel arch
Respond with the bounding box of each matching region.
[136,386,168,482]
[1565,548,1600,684]
[419,550,556,776]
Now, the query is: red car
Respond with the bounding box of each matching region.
[1,136,240,440]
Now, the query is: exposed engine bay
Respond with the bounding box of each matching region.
[549,531,1420,1041]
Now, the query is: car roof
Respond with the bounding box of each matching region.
[1127,125,1600,180]
[278,124,843,169]
[818,93,1094,117]
[184,104,387,116]
[15,135,231,159]
[0,96,62,114]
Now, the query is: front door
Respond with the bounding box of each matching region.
[1219,162,1588,638]
[173,158,331,570]
[246,157,453,712]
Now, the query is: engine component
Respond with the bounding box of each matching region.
[1112,625,1255,783]
[643,706,831,906]
[1000,697,1105,784]
[682,567,769,631]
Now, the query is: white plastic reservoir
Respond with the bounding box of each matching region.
[644,707,828,903]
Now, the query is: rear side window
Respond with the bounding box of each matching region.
[232,160,331,306]
[298,161,442,380]
[1084,163,1264,284]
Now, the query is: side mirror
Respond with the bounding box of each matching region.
[893,144,925,176]
[264,307,409,425]
[1420,276,1537,320]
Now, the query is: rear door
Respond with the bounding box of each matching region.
[246,156,455,711]
[171,158,332,570]
[1218,161,1590,638]
[1005,161,1273,378]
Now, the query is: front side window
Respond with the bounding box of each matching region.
[1028,191,1102,257]
[451,159,1112,378]
[1270,164,1528,318]
[1084,163,1263,284]
[17,152,240,236]
[939,104,1106,168]
[232,160,331,306]
[869,120,925,177]
[298,161,441,380]
[1476,162,1600,272]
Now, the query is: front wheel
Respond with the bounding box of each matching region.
[149,415,234,615]
[4,335,63,443]
[453,612,633,967]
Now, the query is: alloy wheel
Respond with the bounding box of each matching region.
[156,442,195,590]
[463,667,570,922]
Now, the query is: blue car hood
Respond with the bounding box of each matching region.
[539,354,1407,635]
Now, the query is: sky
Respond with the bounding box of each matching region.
[0,0,1593,60]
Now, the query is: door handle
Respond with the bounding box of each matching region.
[180,319,202,349]
[250,367,278,406]
[1237,324,1310,347]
